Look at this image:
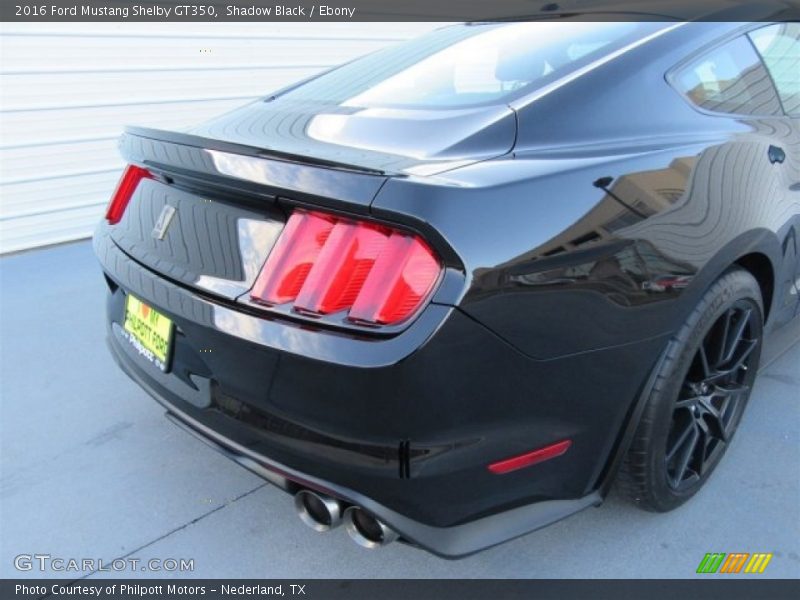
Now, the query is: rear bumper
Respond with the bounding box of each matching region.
[95,225,668,556]
[108,326,600,558]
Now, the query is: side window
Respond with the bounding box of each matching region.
[673,35,782,116]
[749,23,800,116]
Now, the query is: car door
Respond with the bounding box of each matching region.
[749,22,800,317]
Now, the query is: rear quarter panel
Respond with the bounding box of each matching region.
[373,22,800,360]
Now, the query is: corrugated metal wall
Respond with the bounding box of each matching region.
[0,22,440,254]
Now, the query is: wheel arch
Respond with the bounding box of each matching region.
[594,228,782,497]
[681,228,782,330]
[734,252,775,324]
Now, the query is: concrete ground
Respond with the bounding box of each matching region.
[1,240,798,579]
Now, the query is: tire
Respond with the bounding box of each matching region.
[620,267,764,512]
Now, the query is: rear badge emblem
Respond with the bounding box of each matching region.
[152,205,177,240]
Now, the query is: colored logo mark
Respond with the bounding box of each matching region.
[696,553,773,574]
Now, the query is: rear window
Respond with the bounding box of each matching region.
[749,23,800,116]
[672,35,782,116]
[281,22,668,109]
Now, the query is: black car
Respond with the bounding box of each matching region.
[94,16,800,557]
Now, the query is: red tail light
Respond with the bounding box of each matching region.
[251,210,442,326]
[105,165,152,224]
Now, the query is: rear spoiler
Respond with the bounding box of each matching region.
[125,126,388,176]
[119,127,389,211]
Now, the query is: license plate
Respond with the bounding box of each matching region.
[123,294,174,371]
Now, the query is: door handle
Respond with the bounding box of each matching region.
[768,145,786,164]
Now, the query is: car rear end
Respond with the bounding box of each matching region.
[95,126,609,556]
[94,21,685,556]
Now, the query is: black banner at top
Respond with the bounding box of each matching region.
[2,0,800,22]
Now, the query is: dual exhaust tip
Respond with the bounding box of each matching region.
[294,489,398,548]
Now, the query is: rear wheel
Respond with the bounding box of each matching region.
[621,268,764,511]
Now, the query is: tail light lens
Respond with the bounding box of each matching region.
[251,210,442,326]
[105,164,152,224]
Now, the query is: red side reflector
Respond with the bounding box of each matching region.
[250,210,442,326]
[487,440,572,475]
[105,165,152,225]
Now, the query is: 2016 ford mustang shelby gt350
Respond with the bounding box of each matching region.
[94,15,800,556]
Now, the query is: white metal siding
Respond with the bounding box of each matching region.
[0,22,441,254]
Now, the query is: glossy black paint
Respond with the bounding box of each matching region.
[95,20,799,556]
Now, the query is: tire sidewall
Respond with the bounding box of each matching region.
[645,269,764,510]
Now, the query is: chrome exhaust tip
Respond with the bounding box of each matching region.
[294,490,343,532]
[343,506,398,548]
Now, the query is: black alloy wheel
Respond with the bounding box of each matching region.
[665,301,761,490]
[621,268,764,512]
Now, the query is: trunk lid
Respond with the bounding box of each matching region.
[110,128,388,300]
[110,89,514,300]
